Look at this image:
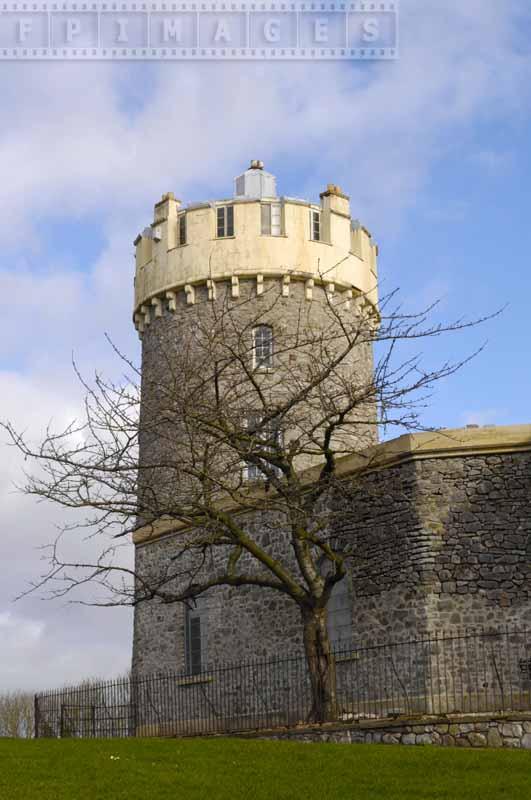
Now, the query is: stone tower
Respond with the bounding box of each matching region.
[131,163,531,681]
[131,162,380,676]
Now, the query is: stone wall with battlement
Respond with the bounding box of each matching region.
[132,183,379,335]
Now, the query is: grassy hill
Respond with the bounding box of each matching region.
[1,737,530,800]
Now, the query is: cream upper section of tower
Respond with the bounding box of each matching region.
[133,162,379,333]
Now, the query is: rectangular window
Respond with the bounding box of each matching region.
[310,210,321,241]
[519,658,531,679]
[178,213,186,246]
[217,205,234,238]
[261,202,282,236]
[185,602,206,675]
[261,203,270,235]
[252,325,274,370]
[216,207,224,237]
[242,461,263,482]
[242,412,283,482]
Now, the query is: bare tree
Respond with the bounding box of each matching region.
[0,690,34,738]
[2,283,490,722]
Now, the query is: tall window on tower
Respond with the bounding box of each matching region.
[261,202,282,236]
[242,412,283,482]
[252,325,274,371]
[217,205,234,237]
[185,598,207,674]
[178,213,186,246]
[310,209,321,241]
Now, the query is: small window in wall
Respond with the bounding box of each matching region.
[185,598,207,674]
[217,205,234,238]
[519,658,531,680]
[261,202,282,236]
[310,210,321,241]
[242,412,283,482]
[242,460,263,482]
[179,213,186,246]
[252,324,274,370]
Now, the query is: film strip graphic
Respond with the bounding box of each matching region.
[0,1,398,59]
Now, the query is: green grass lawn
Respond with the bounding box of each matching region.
[1,737,530,800]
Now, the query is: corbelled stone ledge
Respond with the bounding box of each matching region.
[133,273,375,336]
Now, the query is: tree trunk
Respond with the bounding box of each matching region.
[301,606,337,724]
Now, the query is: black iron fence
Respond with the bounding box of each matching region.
[35,627,531,738]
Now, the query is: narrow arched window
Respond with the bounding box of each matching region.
[319,557,353,651]
[252,325,274,370]
[327,578,353,650]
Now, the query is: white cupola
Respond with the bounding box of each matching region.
[234,160,277,199]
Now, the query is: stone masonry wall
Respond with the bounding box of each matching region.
[133,447,531,676]
[254,714,531,749]
[133,276,376,675]
[346,450,531,644]
[138,277,377,486]
[133,508,304,676]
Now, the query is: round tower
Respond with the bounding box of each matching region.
[132,163,381,675]
[133,161,379,470]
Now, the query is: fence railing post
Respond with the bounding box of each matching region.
[34,694,39,739]
[129,678,138,738]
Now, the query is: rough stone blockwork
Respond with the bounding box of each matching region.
[257,715,531,749]
[134,448,531,674]
[133,510,304,674]
[133,277,377,674]
[347,451,531,644]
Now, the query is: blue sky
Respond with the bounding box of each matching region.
[389,114,531,429]
[1,0,530,689]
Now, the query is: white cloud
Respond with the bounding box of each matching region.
[0,611,44,646]
[0,369,134,692]
[0,2,529,246]
[0,608,131,691]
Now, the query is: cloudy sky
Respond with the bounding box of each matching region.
[1,1,530,691]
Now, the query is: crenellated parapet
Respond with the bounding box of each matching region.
[132,167,379,337]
